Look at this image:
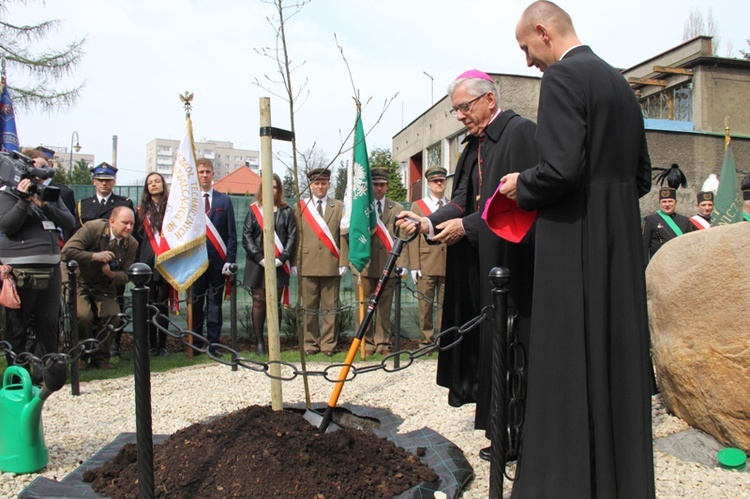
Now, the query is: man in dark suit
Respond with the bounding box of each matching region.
[23,148,77,242]
[642,187,693,263]
[398,70,538,462]
[190,158,237,354]
[500,2,655,497]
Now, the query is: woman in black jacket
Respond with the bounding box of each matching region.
[242,173,297,355]
[0,155,75,384]
[134,172,171,356]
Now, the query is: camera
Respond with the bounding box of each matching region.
[108,259,123,272]
[0,150,60,202]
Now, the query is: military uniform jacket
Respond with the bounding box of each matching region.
[407,197,447,277]
[350,197,407,278]
[642,211,692,262]
[77,193,134,227]
[293,197,349,276]
[61,219,138,292]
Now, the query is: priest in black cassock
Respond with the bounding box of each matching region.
[398,69,538,461]
[500,2,655,498]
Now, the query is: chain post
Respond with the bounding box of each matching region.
[229,264,238,372]
[66,260,80,396]
[489,267,510,499]
[129,263,154,499]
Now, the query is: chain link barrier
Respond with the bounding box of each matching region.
[1,266,525,481]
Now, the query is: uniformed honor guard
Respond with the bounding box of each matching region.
[76,162,134,227]
[292,168,348,356]
[689,191,714,230]
[407,166,448,348]
[348,167,407,356]
[642,186,692,263]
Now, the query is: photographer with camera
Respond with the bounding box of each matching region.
[61,206,137,370]
[0,152,75,385]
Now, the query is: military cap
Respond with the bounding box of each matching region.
[307,168,331,181]
[696,191,714,203]
[371,168,389,183]
[425,166,447,181]
[659,187,676,200]
[34,146,56,159]
[91,162,118,179]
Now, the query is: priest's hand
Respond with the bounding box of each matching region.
[499,172,520,200]
[433,218,466,245]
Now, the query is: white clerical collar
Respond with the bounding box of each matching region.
[560,44,583,60]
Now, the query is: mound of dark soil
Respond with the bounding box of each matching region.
[82,405,438,498]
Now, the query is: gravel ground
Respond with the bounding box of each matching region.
[2,359,749,498]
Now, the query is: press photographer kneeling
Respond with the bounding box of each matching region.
[0,152,75,385]
[61,206,137,370]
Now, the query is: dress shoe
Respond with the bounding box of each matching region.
[364,349,375,356]
[479,446,491,462]
[305,350,318,355]
[323,351,334,357]
[377,348,391,356]
[110,342,120,357]
[256,343,267,355]
[159,347,170,357]
[150,347,159,357]
[93,361,116,370]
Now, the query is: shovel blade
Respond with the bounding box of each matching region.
[303,409,342,433]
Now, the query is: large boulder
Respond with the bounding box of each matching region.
[647,222,750,451]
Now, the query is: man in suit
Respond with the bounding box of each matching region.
[190,158,237,355]
[499,2,655,496]
[642,187,693,262]
[61,206,137,370]
[76,162,134,356]
[351,167,407,356]
[292,168,348,356]
[407,166,448,348]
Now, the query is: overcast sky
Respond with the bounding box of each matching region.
[9,0,749,184]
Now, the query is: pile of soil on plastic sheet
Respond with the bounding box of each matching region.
[82,405,439,498]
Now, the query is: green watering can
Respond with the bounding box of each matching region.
[0,363,67,474]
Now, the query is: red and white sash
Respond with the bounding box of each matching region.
[251,203,291,303]
[205,216,227,261]
[375,217,394,252]
[299,199,340,259]
[689,215,710,230]
[414,196,444,217]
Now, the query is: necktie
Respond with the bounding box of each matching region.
[100,198,106,206]
[204,193,210,214]
[377,201,383,218]
[317,199,323,216]
[437,200,443,208]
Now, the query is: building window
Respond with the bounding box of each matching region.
[640,83,693,122]
[426,142,441,169]
[448,131,469,173]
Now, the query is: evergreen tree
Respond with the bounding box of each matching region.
[1,0,87,110]
[53,158,91,186]
[334,160,348,200]
[369,147,406,202]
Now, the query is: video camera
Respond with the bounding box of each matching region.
[0,150,60,202]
